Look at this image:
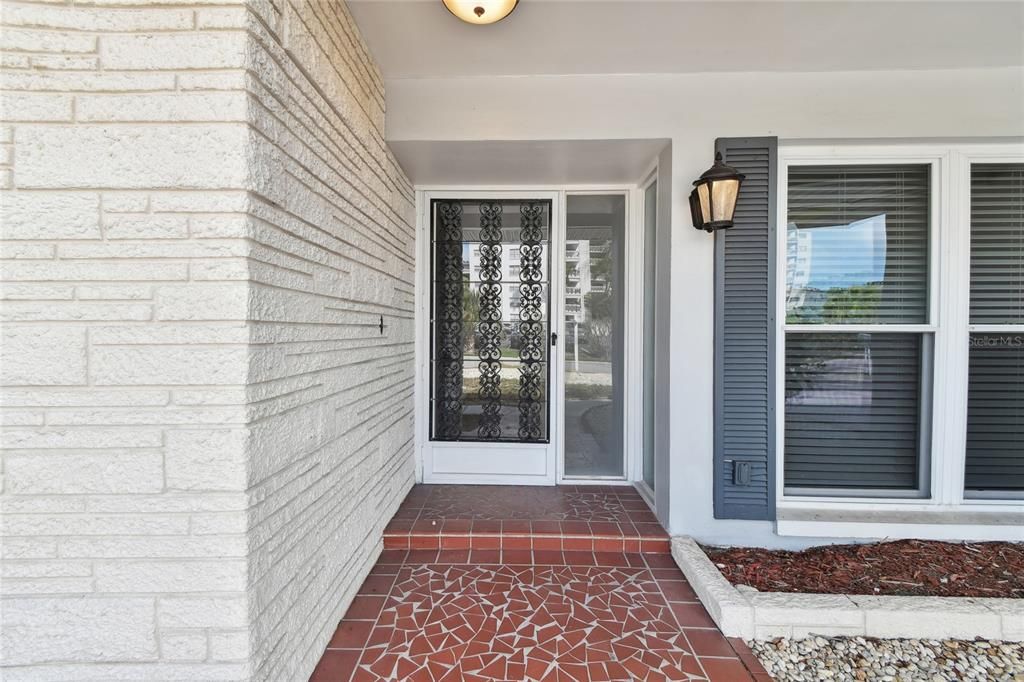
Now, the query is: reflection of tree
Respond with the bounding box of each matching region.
[583,243,613,357]
[788,283,880,324]
[462,279,480,353]
[821,283,880,323]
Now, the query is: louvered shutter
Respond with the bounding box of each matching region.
[713,137,777,520]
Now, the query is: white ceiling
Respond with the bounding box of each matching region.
[389,139,668,184]
[349,0,1024,79]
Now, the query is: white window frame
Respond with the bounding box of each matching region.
[633,166,660,506]
[775,141,1024,518]
[958,146,1024,502]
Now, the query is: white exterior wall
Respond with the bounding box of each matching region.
[384,67,1024,547]
[0,1,414,680]
[241,1,415,679]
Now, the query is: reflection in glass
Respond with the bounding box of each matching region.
[970,163,1024,324]
[786,165,929,325]
[564,195,626,477]
[430,200,551,442]
[784,333,925,491]
[965,334,1024,492]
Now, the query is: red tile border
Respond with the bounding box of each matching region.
[327,620,372,649]
[501,534,531,550]
[309,649,360,682]
[700,656,757,681]
[383,485,672,562]
[670,602,719,628]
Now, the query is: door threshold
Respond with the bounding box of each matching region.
[559,478,633,486]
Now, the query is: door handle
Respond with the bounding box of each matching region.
[551,332,558,346]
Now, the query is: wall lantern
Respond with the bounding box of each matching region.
[442,0,518,24]
[690,152,745,232]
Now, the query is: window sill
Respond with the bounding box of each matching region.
[776,505,1024,541]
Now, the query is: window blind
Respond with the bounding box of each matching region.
[965,336,1024,492]
[784,333,923,490]
[970,163,1024,324]
[786,165,930,325]
[966,162,1024,494]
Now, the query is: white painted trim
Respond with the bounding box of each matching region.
[558,187,638,484]
[415,184,652,486]
[773,141,1024,523]
[626,185,644,484]
[634,166,660,507]
[672,536,1024,641]
[957,148,1024,505]
[776,519,1024,543]
[416,189,562,486]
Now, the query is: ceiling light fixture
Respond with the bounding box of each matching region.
[442,0,519,25]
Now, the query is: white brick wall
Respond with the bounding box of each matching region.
[0,0,414,679]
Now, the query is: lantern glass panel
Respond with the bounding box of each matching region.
[696,183,712,223]
[712,178,740,223]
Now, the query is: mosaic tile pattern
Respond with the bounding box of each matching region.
[310,550,770,682]
[385,485,670,554]
[399,485,655,523]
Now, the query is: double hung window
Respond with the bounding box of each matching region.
[779,145,1023,503]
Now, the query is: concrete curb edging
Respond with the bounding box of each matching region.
[671,536,1024,642]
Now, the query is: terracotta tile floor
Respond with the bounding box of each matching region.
[310,550,770,682]
[385,485,671,554]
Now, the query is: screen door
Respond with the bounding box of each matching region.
[425,196,558,483]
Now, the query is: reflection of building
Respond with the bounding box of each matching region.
[564,240,589,323]
[786,215,888,321]
[566,239,611,327]
[786,225,813,314]
[462,237,610,329]
[466,244,549,323]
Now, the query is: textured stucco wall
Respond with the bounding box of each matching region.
[0,1,414,679]
[241,1,416,680]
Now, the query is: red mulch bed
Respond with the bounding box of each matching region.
[702,540,1024,598]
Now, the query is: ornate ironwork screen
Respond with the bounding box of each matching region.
[430,199,551,442]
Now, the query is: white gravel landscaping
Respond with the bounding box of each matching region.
[749,636,1024,681]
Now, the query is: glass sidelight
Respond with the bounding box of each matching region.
[563,194,627,477]
[430,199,552,442]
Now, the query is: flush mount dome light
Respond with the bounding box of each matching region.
[442,0,519,24]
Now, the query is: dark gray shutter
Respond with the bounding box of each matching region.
[713,137,777,520]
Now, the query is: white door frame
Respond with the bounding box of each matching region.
[415,185,645,486]
[631,166,660,505]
